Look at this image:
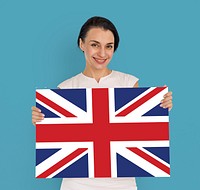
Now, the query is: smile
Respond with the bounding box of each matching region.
[93,57,107,64]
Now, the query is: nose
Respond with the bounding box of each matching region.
[98,47,106,57]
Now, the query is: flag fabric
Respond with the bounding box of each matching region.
[35,87,170,178]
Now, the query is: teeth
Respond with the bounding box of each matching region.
[97,59,104,62]
[94,58,106,63]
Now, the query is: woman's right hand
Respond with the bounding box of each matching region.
[32,106,45,126]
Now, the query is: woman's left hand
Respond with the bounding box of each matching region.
[160,91,173,111]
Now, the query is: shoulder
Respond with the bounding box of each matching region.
[111,70,139,86]
[112,70,138,79]
[57,73,82,89]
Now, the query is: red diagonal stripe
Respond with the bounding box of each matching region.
[36,88,169,178]
[127,147,170,175]
[37,148,87,178]
[36,91,76,117]
[116,87,166,116]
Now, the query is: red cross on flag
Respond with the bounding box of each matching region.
[35,87,170,178]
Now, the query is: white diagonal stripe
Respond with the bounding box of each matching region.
[36,142,94,178]
[36,89,93,124]
[109,87,169,123]
[110,141,170,177]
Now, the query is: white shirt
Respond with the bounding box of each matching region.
[58,70,139,190]
[58,70,138,89]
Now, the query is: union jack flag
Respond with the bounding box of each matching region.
[35,87,170,178]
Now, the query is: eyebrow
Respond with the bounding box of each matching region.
[89,40,114,45]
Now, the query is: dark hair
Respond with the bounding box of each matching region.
[77,16,120,52]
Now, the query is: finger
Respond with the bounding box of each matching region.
[162,101,172,108]
[31,106,41,112]
[163,91,172,98]
[32,109,44,126]
[31,106,44,126]
[32,111,44,117]
[32,118,41,124]
[32,115,44,121]
[160,100,173,109]
[32,116,44,126]
[161,96,172,103]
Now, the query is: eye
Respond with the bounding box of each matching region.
[91,43,99,48]
[106,45,113,49]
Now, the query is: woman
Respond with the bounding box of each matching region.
[32,16,173,190]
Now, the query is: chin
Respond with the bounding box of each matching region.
[94,64,108,70]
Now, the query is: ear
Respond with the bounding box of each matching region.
[79,38,85,52]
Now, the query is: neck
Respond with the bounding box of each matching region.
[83,68,111,82]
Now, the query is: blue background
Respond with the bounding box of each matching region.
[0,0,199,189]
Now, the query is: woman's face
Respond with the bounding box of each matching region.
[80,27,115,71]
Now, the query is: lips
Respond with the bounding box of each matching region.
[93,57,107,64]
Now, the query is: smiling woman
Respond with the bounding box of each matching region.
[32,16,173,190]
[79,28,115,81]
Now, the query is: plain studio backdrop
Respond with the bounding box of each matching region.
[0,0,199,189]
